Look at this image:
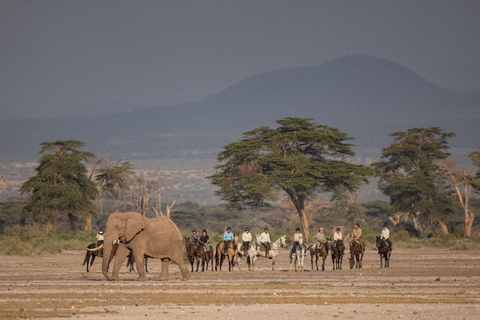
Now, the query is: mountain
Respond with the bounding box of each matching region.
[1,55,479,162]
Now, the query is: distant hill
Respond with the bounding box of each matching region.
[1,55,479,162]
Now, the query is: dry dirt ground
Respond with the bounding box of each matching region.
[0,246,479,320]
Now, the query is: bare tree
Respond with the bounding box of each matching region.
[442,159,476,238]
[130,172,168,216]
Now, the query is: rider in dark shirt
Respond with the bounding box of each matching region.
[199,229,210,251]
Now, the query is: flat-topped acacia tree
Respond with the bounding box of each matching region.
[207,117,374,240]
[20,140,98,234]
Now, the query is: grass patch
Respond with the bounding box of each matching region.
[0,224,96,255]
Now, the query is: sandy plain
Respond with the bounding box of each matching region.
[0,246,479,320]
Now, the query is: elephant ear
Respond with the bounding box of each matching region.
[125,215,146,242]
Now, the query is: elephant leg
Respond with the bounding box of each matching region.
[111,246,129,280]
[170,249,191,281]
[133,251,147,281]
[158,258,170,281]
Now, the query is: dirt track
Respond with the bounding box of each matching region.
[0,246,479,319]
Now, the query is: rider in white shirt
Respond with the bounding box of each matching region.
[292,228,303,253]
[258,227,271,257]
[332,227,342,250]
[241,227,252,255]
[381,223,392,247]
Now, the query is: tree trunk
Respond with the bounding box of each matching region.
[45,217,54,235]
[298,208,310,242]
[465,211,474,238]
[85,214,92,232]
[436,218,449,234]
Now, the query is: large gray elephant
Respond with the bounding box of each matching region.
[102,211,190,281]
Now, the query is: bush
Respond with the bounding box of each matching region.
[0,224,96,255]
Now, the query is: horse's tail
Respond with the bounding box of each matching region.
[82,251,89,266]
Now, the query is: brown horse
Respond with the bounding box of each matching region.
[349,240,364,269]
[185,238,204,272]
[331,239,345,270]
[215,234,238,271]
[202,244,214,272]
[308,238,331,271]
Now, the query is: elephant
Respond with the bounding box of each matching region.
[102,211,190,281]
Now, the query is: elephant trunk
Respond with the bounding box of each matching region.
[102,236,115,280]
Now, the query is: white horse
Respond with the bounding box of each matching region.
[242,234,287,271]
[289,239,306,272]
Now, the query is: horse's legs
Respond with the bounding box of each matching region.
[379,254,383,268]
[322,255,326,271]
[89,254,95,272]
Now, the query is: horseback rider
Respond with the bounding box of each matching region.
[351,223,364,252]
[332,227,342,250]
[381,223,392,248]
[199,229,210,251]
[223,226,234,255]
[292,227,303,253]
[258,227,271,258]
[241,227,251,255]
[96,230,104,247]
[315,227,325,249]
[190,228,199,243]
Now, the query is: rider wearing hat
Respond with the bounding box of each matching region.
[258,227,271,258]
[223,226,235,255]
[332,227,343,250]
[199,229,210,251]
[190,228,199,243]
[315,227,326,249]
[381,223,392,248]
[351,223,364,252]
[292,227,303,253]
[96,230,104,247]
[241,227,252,255]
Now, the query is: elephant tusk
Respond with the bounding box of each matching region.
[87,244,104,251]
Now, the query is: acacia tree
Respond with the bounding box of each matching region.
[207,117,374,240]
[94,158,135,214]
[20,140,98,234]
[373,127,456,234]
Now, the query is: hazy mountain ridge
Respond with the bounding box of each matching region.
[1,55,478,162]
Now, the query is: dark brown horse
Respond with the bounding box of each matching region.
[202,244,214,272]
[349,240,364,269]
[126,252,149,273]
[308,238,331,271]
[82,243,118,272]
[185,238,204,272]
[376,236,392,268]
[331,239,345,270]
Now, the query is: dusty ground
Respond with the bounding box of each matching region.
[0,246,479,320]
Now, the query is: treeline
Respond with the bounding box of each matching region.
[0,119,480,245]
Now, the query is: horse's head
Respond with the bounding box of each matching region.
[349,257,355,269]
[234,234,239,244]
[279,235,287,248]
[375,236,381,248]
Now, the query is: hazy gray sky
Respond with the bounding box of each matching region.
[1,0,479,119]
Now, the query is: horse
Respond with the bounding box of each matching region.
[376,236,392,268]
[331,239,345,270]
[185,238,203,272]
[244,234,287,271]
[126,251,149,273]
[289,239,306,272]
[349,240,364,269]
[215,234,239,271]
[202,244,214,272]
[307,238,331,271]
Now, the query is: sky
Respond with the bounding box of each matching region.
[1,0,479,119]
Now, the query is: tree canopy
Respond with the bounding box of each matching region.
[207,117,374,239]
[20,140,98,233]
[372,127,456,233]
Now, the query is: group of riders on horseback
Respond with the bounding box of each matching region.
[186,222,393,265]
